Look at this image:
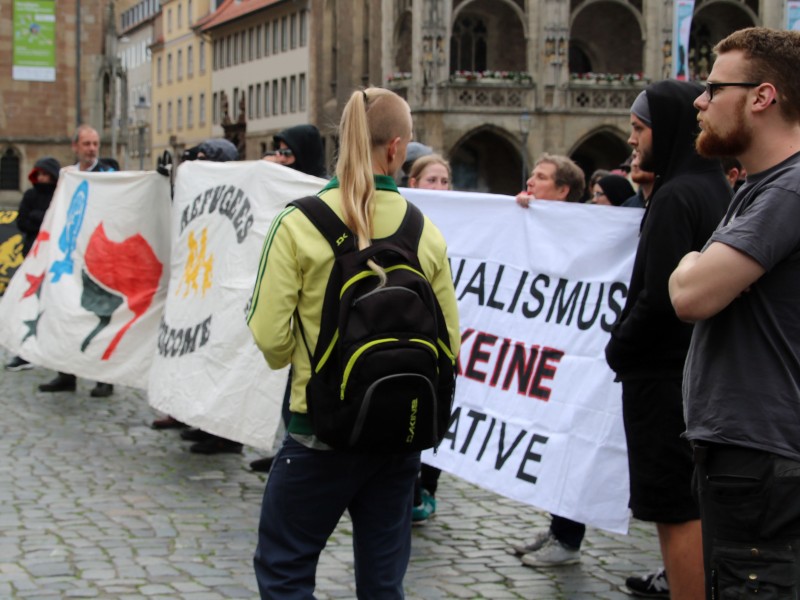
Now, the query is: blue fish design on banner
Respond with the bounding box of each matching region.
[50,179,89,282]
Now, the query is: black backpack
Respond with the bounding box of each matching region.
[290,195,456,453]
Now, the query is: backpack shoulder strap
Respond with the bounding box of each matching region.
[388,200,424,254]
[289,196,355,255]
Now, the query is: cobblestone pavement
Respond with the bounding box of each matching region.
[0,350,663,599]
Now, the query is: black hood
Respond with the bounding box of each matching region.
[646,79,719,187]
[28,156,61,184]
[274,125,325,177]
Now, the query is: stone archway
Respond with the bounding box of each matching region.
[569,128,631,189]
[450,127,522,195]
[689,1,758,80]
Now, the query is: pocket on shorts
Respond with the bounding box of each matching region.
[763,457,800,539]
[706,473,765,536]
[712,542,797,600]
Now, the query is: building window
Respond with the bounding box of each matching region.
[177,49,183,80]
[177,3,182,28]
[281,77,287,113]
[212,92,218,124]
[290,13,297,49]
[0,148,20,191]
[167,53,173,82]
[199,93,206,125]
[234,33,239,65]
[450,15,488,73]
[264,23,270,56]
[177,98,183,130]
[187,44,193,77]
[157,56,162,85]
[272,79,278,115]
[233,87,239,120]
[167,8,172,33]
[167,101,173,131]
[248,85,254,120]
[241,31,247,62]
[256,25,262,58]
[199,39,206,72]
[300,10,308,47]
[213,40,218,70]
[299,73,306,111]
[281,17,288,52]
[187,0,192,24]
[272,21,279,54]
[226,35,232,67]
[157,103,163,133]
[264,81,269,116]
[290,75,296,112]
[248,28,254,61]
[187,95,193,128]
[256,84,261,118]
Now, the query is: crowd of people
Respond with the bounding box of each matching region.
[4,25,800,600]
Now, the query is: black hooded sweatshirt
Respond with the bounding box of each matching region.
[274,124,326,178]
[17,157,61,256]
[605,80,731,380]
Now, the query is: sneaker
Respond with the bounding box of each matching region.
[151,415,187,430]
[180,428,213,442]
[412,489,436,525]
[624,568,669,598]
[5,356,33,371]
[508,529,552,556]
[520,537,581,567]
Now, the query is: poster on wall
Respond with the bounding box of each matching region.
[13,0,56,82]
[788,1,800,31]
[672,0,696,81]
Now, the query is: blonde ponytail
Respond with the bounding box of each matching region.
[336,87,411,287]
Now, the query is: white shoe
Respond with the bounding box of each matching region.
[507,529,552,556]
[520,537,581,567]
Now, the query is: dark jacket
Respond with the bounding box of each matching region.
[274,125,326,177]
[605,80,731,380]
[17,157,61,256]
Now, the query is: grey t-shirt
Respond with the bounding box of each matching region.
[684,151,800,460]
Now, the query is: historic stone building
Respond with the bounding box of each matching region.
[312,0,783,195]
[0,0,119,205]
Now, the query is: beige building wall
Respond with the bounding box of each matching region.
[207,2,312,160]
[151,0,213,161]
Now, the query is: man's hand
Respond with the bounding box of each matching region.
[515,191,533,208]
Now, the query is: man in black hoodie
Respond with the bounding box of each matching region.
[605,81,730,600]
[263,124,326,178]
[5,157,61,372]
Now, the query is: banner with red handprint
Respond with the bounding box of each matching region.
[0,170,171,387]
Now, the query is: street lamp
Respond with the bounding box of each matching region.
[134,96,150,170]
[519,112,532,189]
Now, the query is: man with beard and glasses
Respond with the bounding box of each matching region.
[670,27,800,598]
[605,80,730,599]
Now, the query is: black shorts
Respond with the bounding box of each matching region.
[694,442,800,598]
[621,378,699,523]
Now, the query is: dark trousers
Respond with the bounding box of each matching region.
[694,441,800,599]
[550,515,585,549]
[254,436,420,599]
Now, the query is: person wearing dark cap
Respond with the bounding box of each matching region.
[5,157,61,371]
[183,138,239,163]
[605,82,730,600]
[396,141,433,187]
[590,174,635,206]
[263,124,326,178]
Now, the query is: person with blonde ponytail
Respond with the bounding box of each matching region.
[248,87,460,599]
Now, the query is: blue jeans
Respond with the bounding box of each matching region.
[254,436,421,599]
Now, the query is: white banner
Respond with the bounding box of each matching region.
[146,160,325,450]
[407,188,641,533]
[0,170,172,387]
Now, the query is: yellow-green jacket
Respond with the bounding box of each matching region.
[247,175,460,434]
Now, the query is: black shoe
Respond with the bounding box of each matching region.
[90,382,114,398]
[190,437,243,455]
[180,428,214,442]
[624,568,669,598]
[39,373,77,392]
[151,415,187,429]
[5,356,33,371]
[249,455,275,472]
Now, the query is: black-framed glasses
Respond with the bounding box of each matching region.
[704,81,760,100]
